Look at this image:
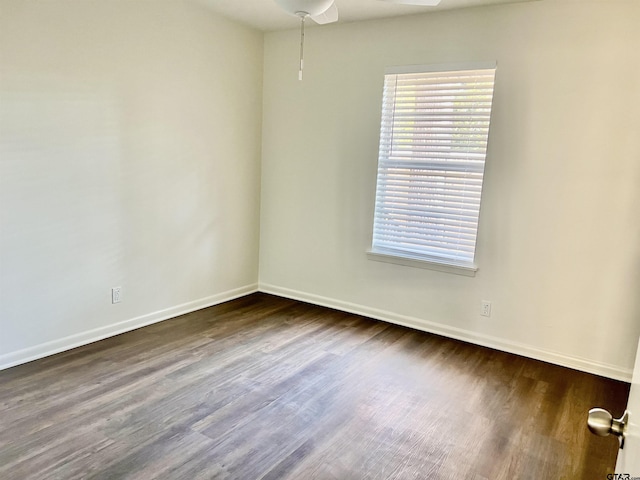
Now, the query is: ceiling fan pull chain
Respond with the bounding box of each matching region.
[299,14,305,81]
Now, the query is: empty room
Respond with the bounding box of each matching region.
[1,0,639,478]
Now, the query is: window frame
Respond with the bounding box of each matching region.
[368,61,497,277]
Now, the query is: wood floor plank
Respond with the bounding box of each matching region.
[0,293,629,479]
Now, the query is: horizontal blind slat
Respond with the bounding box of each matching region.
[374,229,478,244]
[372,240,475,261]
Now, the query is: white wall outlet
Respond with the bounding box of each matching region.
[481,300,491,317]
[112,286,122,304]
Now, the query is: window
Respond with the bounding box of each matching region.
[368,62,496,276]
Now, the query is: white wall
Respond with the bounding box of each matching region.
[0,1,263,367]
[2,0,639,381]
[260,0,640,380]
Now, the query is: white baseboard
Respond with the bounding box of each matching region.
[259,283,632,383]
[0,283,258,371]
[3,281,631,382]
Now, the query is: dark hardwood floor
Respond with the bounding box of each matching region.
[0,293,629,479]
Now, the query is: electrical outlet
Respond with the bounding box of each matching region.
[481,300,491,317]
[112,286,122,304]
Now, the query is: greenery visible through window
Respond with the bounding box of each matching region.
[370,63,496,271]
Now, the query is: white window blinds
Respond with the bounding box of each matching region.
[371,63,496,269]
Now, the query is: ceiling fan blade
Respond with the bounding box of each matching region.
[310,1,338,24]
[379,0,441,5]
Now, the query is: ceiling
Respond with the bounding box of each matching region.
[196,0,540,32]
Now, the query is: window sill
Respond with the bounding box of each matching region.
[366,249,477,277]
